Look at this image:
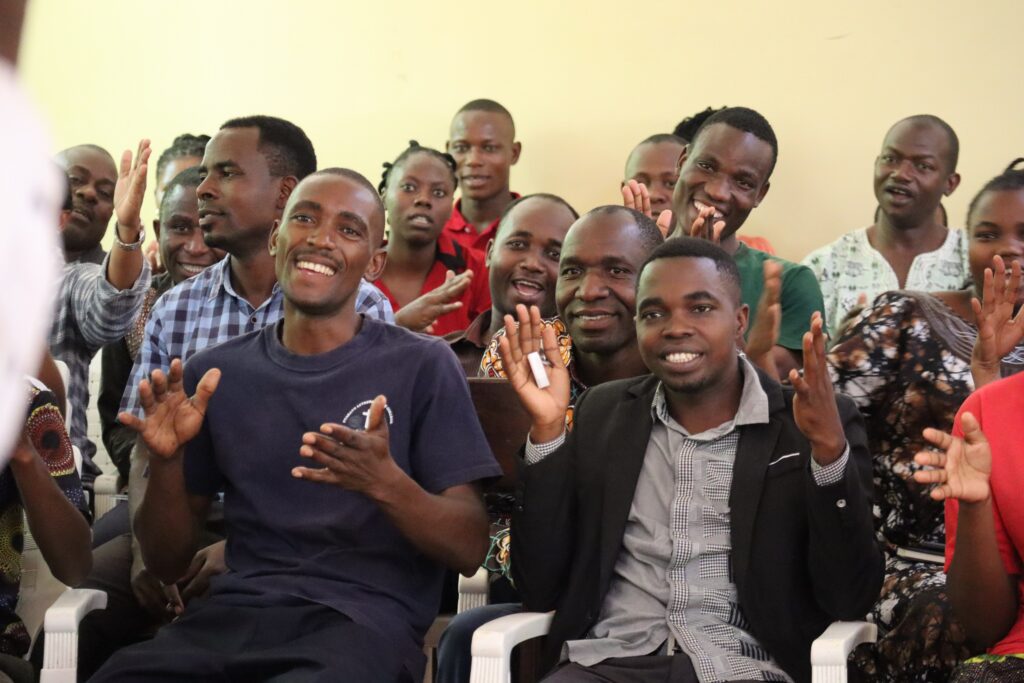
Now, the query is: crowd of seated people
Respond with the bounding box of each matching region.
[0,80,1021,683]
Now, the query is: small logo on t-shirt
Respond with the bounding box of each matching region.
[341,401,395,431]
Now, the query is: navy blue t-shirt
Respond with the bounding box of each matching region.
[181,317,500,671]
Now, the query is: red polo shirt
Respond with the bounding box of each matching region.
[374,232,492,337]
[442,193,521,253]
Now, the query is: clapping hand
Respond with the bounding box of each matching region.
[496,304,571,443]
[744,260,782,379]
[395,270,472,333]
[788,312,846,465]
[913,412,992,503]
[621,179,673,237]
[971,256,1024,388]
[113,139,151,239]
[118,359,220,460]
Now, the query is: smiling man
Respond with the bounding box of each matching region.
[444,99,522,253]
[803,115,966,335]
[92,168,500,683]
[669,107,824,375]
[506,236,882,683]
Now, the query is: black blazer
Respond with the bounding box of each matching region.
[510,371,883,683]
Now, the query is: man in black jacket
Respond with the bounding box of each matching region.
[502,237,882,682]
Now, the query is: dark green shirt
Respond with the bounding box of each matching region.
[734,242,826,350]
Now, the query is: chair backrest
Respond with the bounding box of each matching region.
[468,378,532,493]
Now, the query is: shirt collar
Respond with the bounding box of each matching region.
[206,257,282,310]
[651,354,769,437]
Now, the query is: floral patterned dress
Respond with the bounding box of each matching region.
[828,290,1024,681]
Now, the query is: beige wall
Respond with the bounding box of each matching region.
[19,0,1024,262]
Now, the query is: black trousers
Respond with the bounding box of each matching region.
[88,598,413,683]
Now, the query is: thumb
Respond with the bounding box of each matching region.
[960,412,987,446]
[192,368,221,412]
[444,269,455,284]
[367,395,389,434]
[656,210,673,238]
[856,292,868,307]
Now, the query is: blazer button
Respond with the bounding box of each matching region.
[515,505,524,512]
[836,499,847,508]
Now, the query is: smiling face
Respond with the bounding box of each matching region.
[57,146,117,252]
[636,256,747,396]
[874,120,959,229]
[555,211,652,355]
[671,123,773,240]
[155,183,223,285]
[271,173,386,317]
[487,197,575,318]
[383,152,455,248]
[447,110,520,201]
[624,140,685,216]
[196,127,286,256]
[967,188,1024,307]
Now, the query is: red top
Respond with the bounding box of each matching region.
[374,232,492,337]
[945,372,1024,655]
[442,193,521,253]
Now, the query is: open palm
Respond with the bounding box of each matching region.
[913,412,992,503]
[119,358,220,460]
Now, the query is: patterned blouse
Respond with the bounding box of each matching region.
[828,290,1024,550]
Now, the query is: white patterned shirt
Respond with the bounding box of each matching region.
[801,227,970,337]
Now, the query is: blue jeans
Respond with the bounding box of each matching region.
[435,603,524,683]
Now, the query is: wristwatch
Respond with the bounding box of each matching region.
[113,223,145,251]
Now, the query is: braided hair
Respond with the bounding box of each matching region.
[378,140,458,195]
[966,158,1024,228]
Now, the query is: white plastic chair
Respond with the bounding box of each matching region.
[469,612,876,683]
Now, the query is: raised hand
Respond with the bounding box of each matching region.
[744,260,782,379]
[293,395,402,497]
[144,239,166,275]
[496,304,571,443]
[394,269,472,333]
[971,256,1024,388]
[621,179,673,237]
[118,358,220,460]
[113,139,151,238]
[913,412,992,503]
[689,204,725,243]
[788,312,846,465]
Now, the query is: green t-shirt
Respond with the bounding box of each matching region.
[734,242,826,351]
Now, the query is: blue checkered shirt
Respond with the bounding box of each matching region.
[50,253,151,470]
[120,257,393,417]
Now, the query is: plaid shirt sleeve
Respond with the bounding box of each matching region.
[64,255,151,349]
[120,297,171,418]
[356,278,394,323]
[810,442,850,487]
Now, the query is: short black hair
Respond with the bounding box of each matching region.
[889,114,960,173]
[56,143,115,165]
[584,205,664,254]
[156,134,210,179]
[691,106,778,176]
[494,193,579,241]
[672,107,726,143]
[966,158,1024,229]
[455,99,516,137]
[378,140,458,195]
[220,116,316,180]
[159,166,202,219]
[625,134,686,176]
[638,236,742,304]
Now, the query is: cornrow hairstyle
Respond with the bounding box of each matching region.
[377,140,458,195]
[159,166,203,219]
[691,106,779,176]
[672,107,726,143]
[155,134,210,178]
[220,115,316,180]
[966,158,1024,229]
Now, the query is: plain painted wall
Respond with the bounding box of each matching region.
[19,0,1024,261]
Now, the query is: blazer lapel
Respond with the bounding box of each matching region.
[598,378,657,595]
[730,376,785,587]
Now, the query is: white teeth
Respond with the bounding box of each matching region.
[296,260,336,276]
[666,352,699,364]
[179,264,204,275]
[513,280,541,291]
[578,314,610,321]
[694,200,723,219]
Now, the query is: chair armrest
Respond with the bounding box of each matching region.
[458,567,491,613]
[470,611,553,683]
[810,620,877,683]
[92,473,121,519]
[41,589,107,683]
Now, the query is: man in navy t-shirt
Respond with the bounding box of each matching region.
[93,168,501,683]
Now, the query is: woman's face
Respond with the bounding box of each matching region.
[968,188,1024,307]
[383,153,455,248]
